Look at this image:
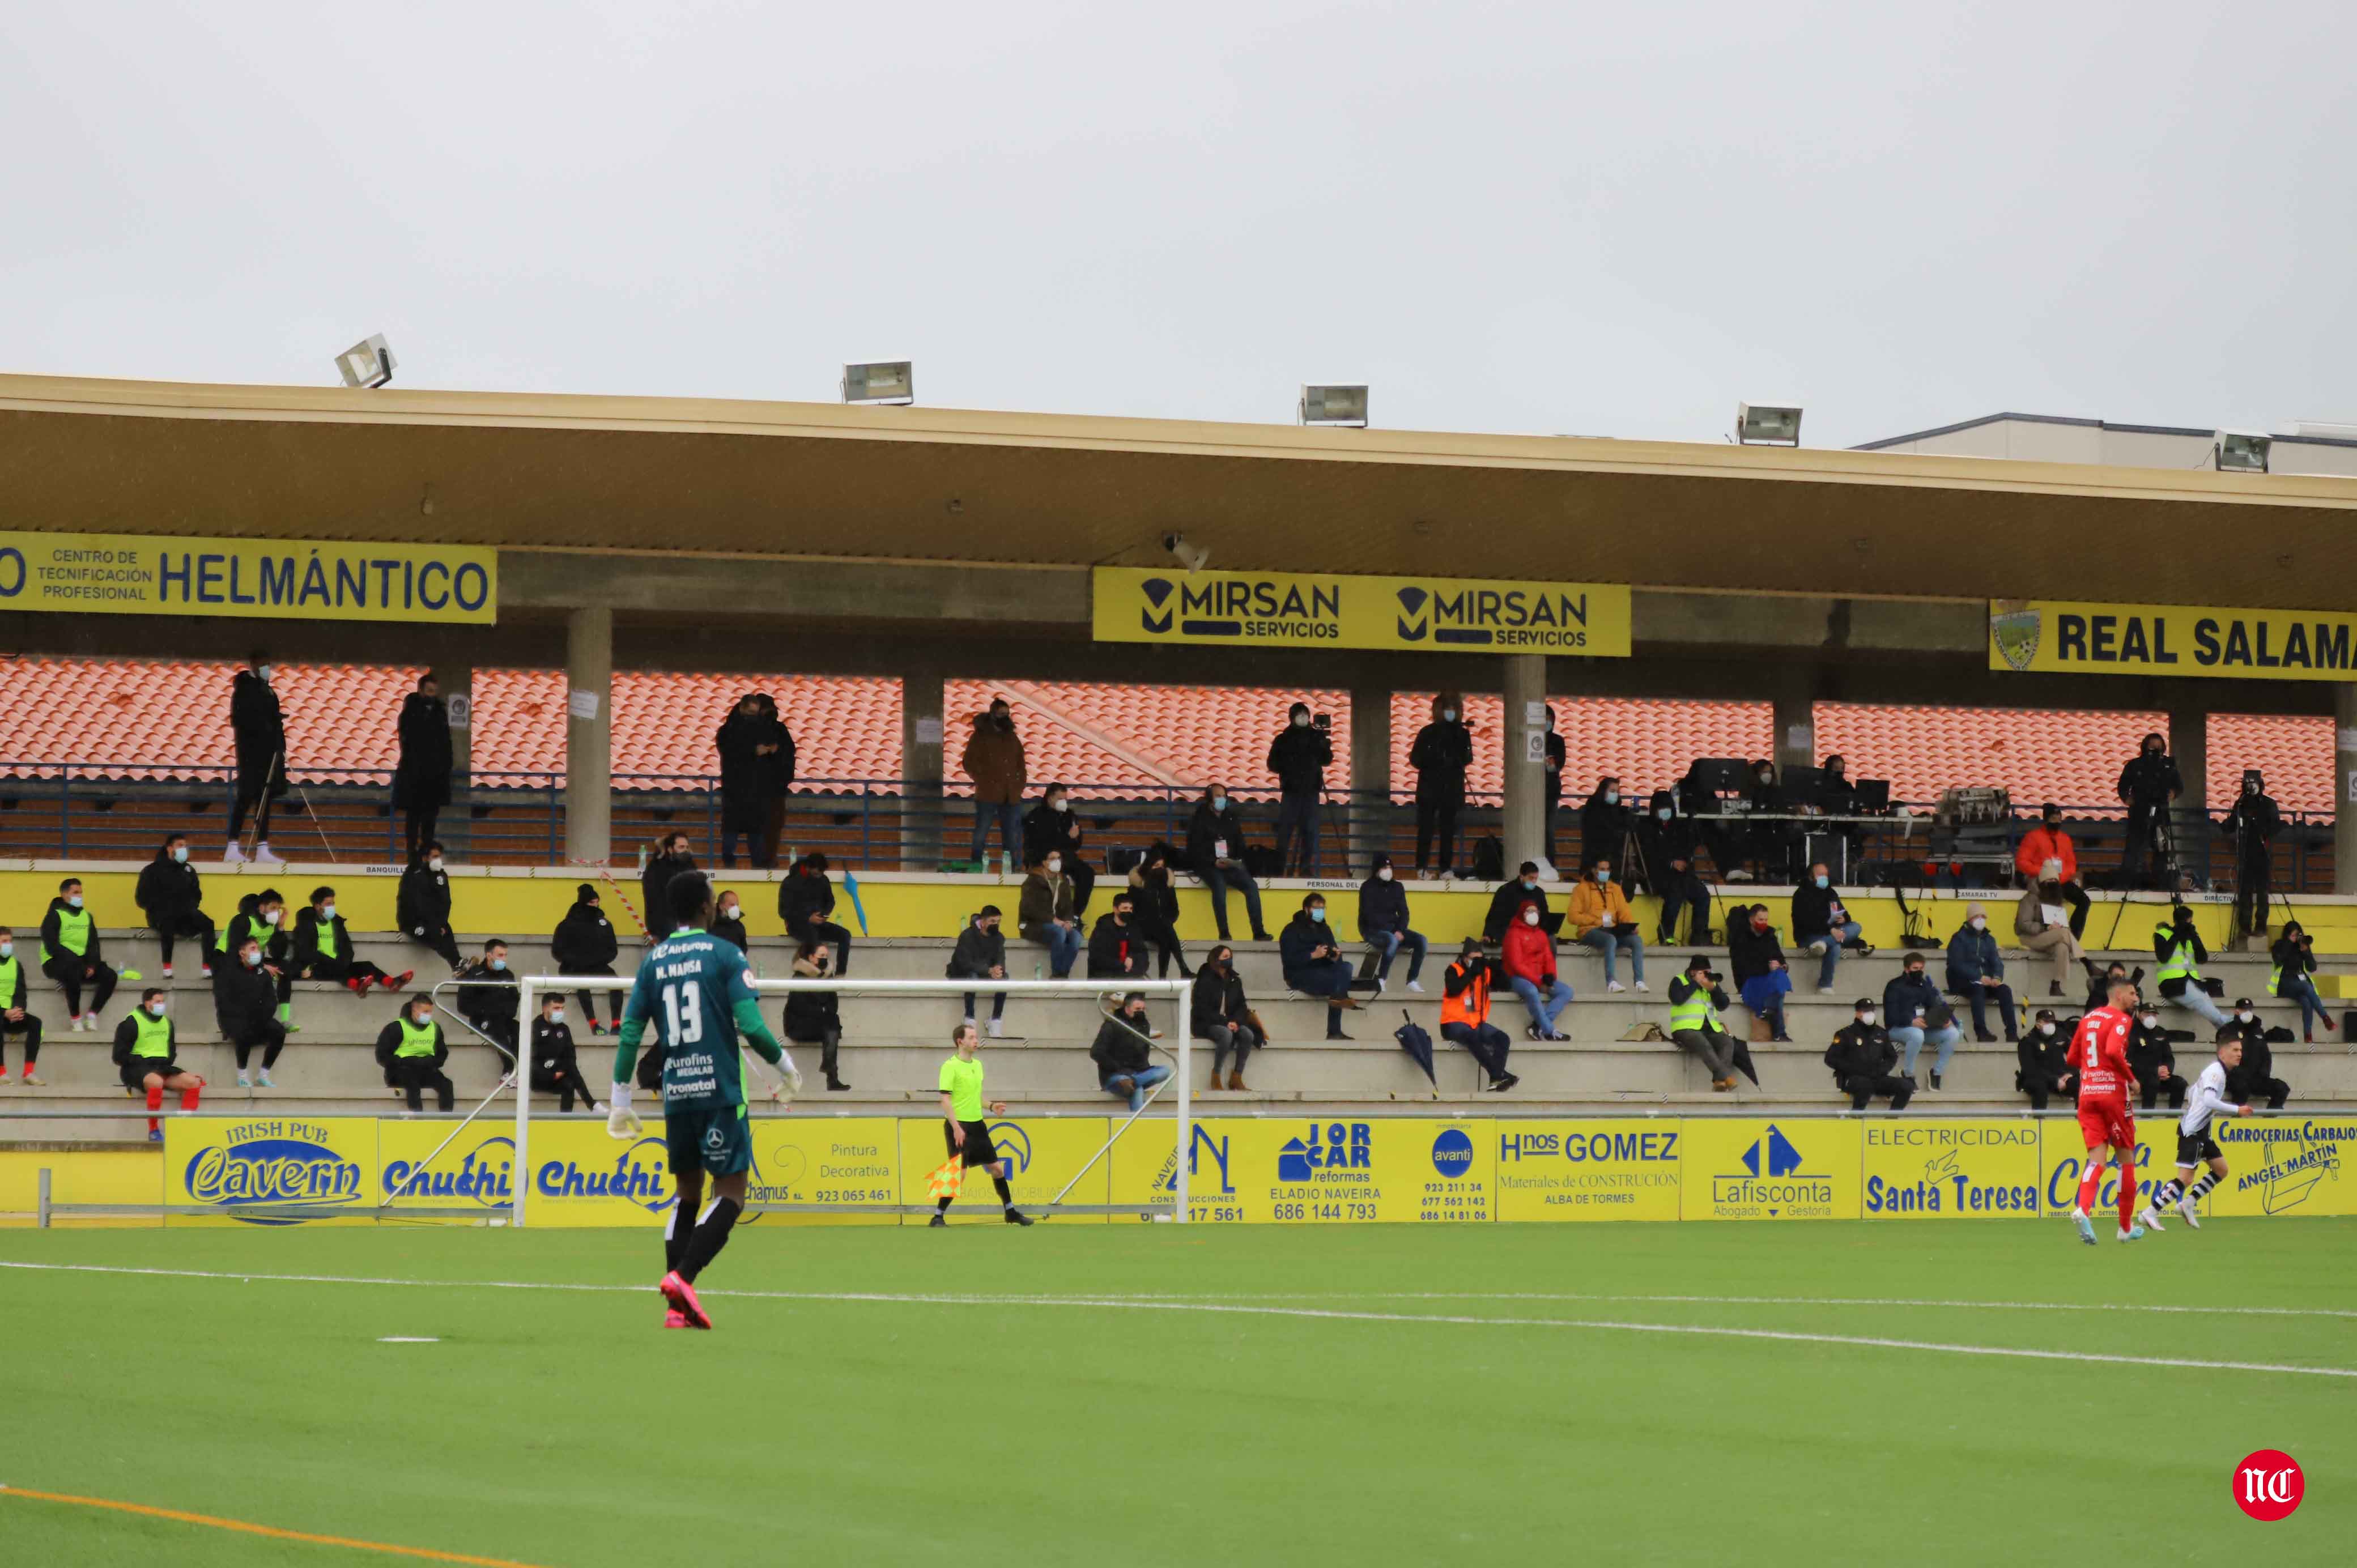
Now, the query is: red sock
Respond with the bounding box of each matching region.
[145,1084,164,1113]
[2074,1156,2104,1214]
[147,1117,161,1135]
[2118,1160,2141,1231]
[180,1083,202,1112]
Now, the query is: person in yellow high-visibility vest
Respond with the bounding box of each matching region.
[40,877,118,1032]
[0,926,46,1084]
[375,996,455,1115]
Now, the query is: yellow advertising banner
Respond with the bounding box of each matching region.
[1492,1120,1681,1222]
[901,1116,1113,1224]
[1108,1118,1241,1223]
[2207,1115,2356,1219]
[0,529,497,624]
[744,1115,901,1226]
[2036,1118,2174,1221]
[1988,598,2357,682]
[162,1115,379,1226]
[1108,1117,1477,1224]
[1678,1117,1861,1221]
[1859,1119,2042,1219]
[0,1148,162,1225]
[380,1119,520,1217]
[1093,566,1631,657]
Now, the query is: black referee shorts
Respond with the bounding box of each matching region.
[945,1118,999,1168]
[2175,1128,2223,1167]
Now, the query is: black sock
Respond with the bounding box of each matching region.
[937,1194,954,1214]
[679,1196,741,1284]
[664,1206,690,1275]
[2152,1179,2184,1209]
[993,1175,1014,1207]
[2188,1172,2219,1203]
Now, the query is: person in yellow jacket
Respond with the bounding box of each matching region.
[1567,855,1646,993]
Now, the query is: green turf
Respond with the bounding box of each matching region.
[1,1217,2350,1566]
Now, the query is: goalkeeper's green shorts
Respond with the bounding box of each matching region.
[665,1102,752,1178]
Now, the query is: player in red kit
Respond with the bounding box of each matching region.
[2068,976,2146,1245]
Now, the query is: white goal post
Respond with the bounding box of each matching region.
[510,973,1197,1228]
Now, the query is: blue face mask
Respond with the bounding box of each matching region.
[1308,908,1326,923]
[490,957,508,972]
[1814,876,1829,889]
[1596,870,1611,884]
[66,894,83,909]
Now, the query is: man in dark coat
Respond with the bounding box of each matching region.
[227,651,286,862]
[1185,785,1269,942]
[2115,732,2183,890]
[778,853,853,973]
[1022,783,1096,916]
[1578,778,1632,876]
[1408,693,1473,875]
[134,833,215,978]
[392,673,454,863]
[1087,892,1150,982]
[2219,1000,2290,1109]
[1824,998,1912,1111]
[2219,770,2283,941]
[1265,702,1334,875]
[715,693,792,869]
[398,842,462,970]
[642,833,696,938]
[1637,790,1711,944]
[550,883,621,1034]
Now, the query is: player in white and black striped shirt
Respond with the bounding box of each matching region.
[2141,1037,2254,1231]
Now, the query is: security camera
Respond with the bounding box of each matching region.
[1162,532,1210,573]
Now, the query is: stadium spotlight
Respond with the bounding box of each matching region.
[1162,531,1211,573]
[1735,402,1802,445]
[2215,430,2271,474]
[843,361,914,404]
[1299,385,1368,427]
[334,334,396,389]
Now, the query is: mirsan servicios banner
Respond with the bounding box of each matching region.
[1093,567,1630,656]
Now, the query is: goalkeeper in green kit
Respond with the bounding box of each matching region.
[607,870,799,1330]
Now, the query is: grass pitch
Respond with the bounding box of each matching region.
[1,1217,2350,1566]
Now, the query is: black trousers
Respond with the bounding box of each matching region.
[389,1058,456,1112]
[303,956,392,987]
[1063,859,1097,918]
[1655,870,1711,943]
[2232,1073,2290,1110]
[2139,1076,2188,1111]
[1134,917,1188,978]
[410,923,463,970]
[1960,982,2017,1041]
[1274,792,1323,875]
[151,911,216,969]
[531,1054,597,1111]
[1414,797,1460,871]
[2050,879,2091,938]
[1843,1073,1913,1111]
[1440,1020,1512,1080]
[798,920,853,974]
[228,1017,288,1070]
[2233,851,2272,938]
[568,964,616,1027]
[2117,805,2169,889]
[229,773,275,843]
[0,1013,40,1067]
[404,804,440,862]
[42,956,117,1017]
[2021,1070,2078,1111]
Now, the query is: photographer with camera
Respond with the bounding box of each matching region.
[1266,702,1334,876]
[2153,902,2228,1029]
[2220,769,2282,941]
[1667,953,1750,1092]
[2269,919,2333,1042]
[2115,732,2182,890]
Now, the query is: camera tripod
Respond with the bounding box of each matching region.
[2100,800,2184,952]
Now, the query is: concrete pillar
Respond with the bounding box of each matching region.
[901,667,946,872]
[2168,699,2208,861]
[1348,682,1392,874]
[437,655,474,864]
[2335,684,2357,895]
[1772,667,1816,776]
[564,606,613,867]
[1502,655,1548,875]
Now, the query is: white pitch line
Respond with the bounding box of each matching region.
[1034,1290,2357,1320]
[2,1260,2350,1379]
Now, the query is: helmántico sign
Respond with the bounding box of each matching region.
[0,529,497,624]
[1092,566,1630,656]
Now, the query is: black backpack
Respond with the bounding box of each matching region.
[1470,834,1506,882]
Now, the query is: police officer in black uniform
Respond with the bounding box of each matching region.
[2219,998,2290,1109]
[2016,1007,2078,1110]
[2125,998,2184,1111]
[1824,997,1913,1111]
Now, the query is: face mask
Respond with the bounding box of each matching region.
[262,907,280,926]
[1209,796,1227,812]
[1905,969,1924,981]
[1546,718,1557,732]
[1969,917,1986,931]
[993,712,1012,730]
[1857,1011,1877,1026]
[1309,908,1326,923]
[2139,1015,2157,1028]
[66,894,83,909]
[1377,866,1393,881]
[490,957,508,972]
[1813,876,1828,890]
[1050,798,1069,813]
[1291,714,1308,728]
[242,950,261,967]
[1523,909,1541,926]
[2237,1011,2254,1022]
[148,1001,168,1017]
[256,665,274,683]
[1521,877,1537,890]
[1602,790,1618,806]
[428,857,444,872]
[2146,744,2161,755]
[1441,709,1457,722]
[412,1013,433,1028]
[320,904,336,922]
[2038,1022,2054,1035]
[0,943,10,959]
[1045,858,1062,875]
[1656,807,1673,821]
[1596,870,1611,884]
[172,845,188,863]
[720,906,738,922]
[1757,772,1772,785]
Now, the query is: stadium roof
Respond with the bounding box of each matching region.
[8,374,2357,610]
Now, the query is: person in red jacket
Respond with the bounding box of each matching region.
[2015,803,2088,938]
[1501,901,1573,1041]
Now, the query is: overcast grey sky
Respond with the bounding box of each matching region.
[3,2,2351,447]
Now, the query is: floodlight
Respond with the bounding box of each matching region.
[335,334,396,389]
[2215,431,2271,474]
[1300,385,1368,427]
[1736,402,1802,445]
[1162,532,1210,573]
[843,361,914,404]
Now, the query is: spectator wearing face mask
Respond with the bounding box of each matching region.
[1356,853,1425,992]
[116,988,202,1140]
[2084,960,2141,1013]
[291,886,406,995]
[1740,758,1793,881]
[710,889,750,953]
[1023,783,1097,917]
[1578,777,1632,878]
[394,672,456,865]
[1281,894,1359,1040]
[2219,999,2290,1109]
[1667,953,1748,1092]
[2152,902,2227,1029]
[784,936,848,1090]
[1824,999,1913,1111]
[2016,1008,2077,1110]
[1790,862,1865,995]
[1946,903,2017,1043]
[1728,904,1793,1043]
[1439,939,1518,1090]
[226,651,285,864]
[1092,993,1171,1113]
[2014,803,2090,937]
[1191,945,1261,1091]
[1266,702,1334,876]
[1541,707,1566,866]
[399,841,462,970]
[1126,843,1189,979]
[2220,772,2283,940]
[1408,693,1473,876]
[1882,954,1962,1089]
[716,691,792,870]
[1639,789,1711,945]
[2013,878,2088,999]
[1087,891,1151,982]
[960,697,1028,867]
[135,834,215,980]
[216,935,289,1090]
[551,884,621,1036]
[778,853,852,974]
[1185,784,1269,943]
[1501,896,1573,1042]
[529,994,602,1113]
[214,888,294,1031]
[1568,855,1645,992]
[40,877,117,1032]
[1019,853,1083,978]
[2269,921,2333,1042]
[2126,1002,2182,1111]
[642,833,696,935]
[2115,732,2182,890]
[377,995,455,1115]
[454,939,521,1056]
[0,928,42,1085]
[1483,861,1550,944]
[948,905,1011,1037]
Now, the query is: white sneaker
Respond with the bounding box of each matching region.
[1606,980,1626,993]
[236,1071,250,1088]
[161,964,174,978]
[253,842,282,863]
[2177,1196,2202,1229]
[1816,986,1835,995]
[224,841,246,864]
[1406,980,1425,994]
[17,1071,40,1086]
[987,1017,1003,1038]
[1635,980,1649,992]
[2139,1205,2165,1232]
[962,1016,976,1030]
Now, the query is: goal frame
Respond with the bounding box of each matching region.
[510,973,1197,1227]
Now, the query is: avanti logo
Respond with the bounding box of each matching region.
[184,1136,364,1225]
[1430,1128,1473,1178]
[1139,577,1175,634]
[384,1138,514,1207]
[533,1136,677,1212]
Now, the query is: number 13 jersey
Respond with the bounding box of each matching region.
[624,928,760,1112]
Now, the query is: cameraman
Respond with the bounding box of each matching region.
[2114,733,2182,890]
[2219,769,2281,941]
[1266,702,1333,876]
[2153,902,2228,1029]
[1667,954,1747,1091]
[2270,920,2333,1042]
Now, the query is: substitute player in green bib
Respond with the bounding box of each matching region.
[607,870,800,1330]
[933,1021,1032,1225]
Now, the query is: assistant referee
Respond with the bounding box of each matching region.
[932,1021,1032,1226]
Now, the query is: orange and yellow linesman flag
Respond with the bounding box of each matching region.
[926,1156,967,1200]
